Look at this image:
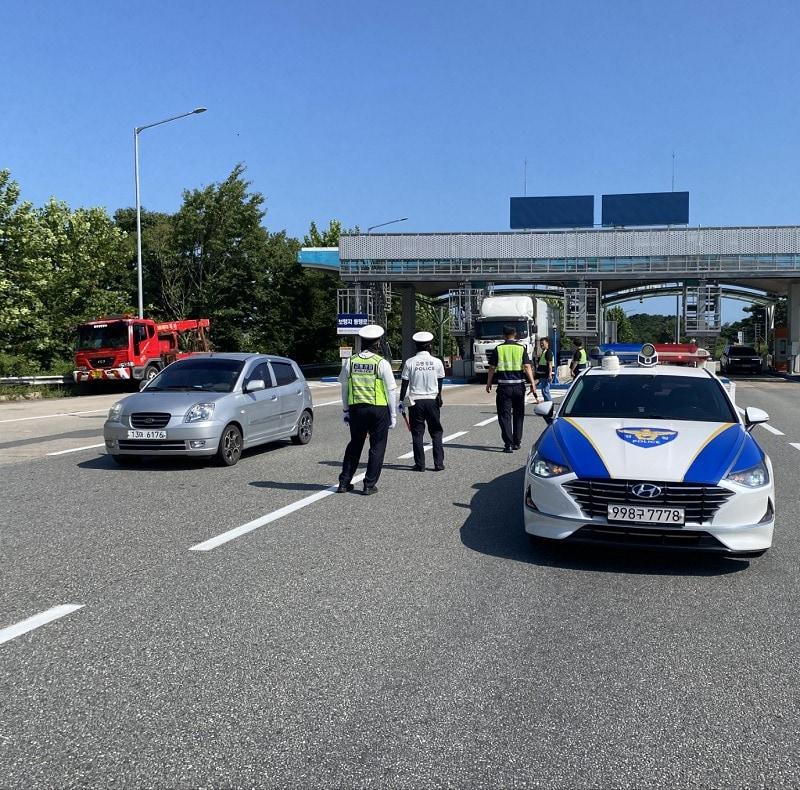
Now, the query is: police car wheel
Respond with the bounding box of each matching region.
[291,410,313,445]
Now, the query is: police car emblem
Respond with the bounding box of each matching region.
[616,427,678,448]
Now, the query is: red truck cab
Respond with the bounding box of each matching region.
[74,316,210,384]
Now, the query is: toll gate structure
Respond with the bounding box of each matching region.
[301,224,800,371]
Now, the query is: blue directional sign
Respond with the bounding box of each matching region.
[602,192,689,226]
[510,196,594,229]
[337,313,368,336]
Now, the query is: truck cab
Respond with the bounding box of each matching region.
[74,316,210,384]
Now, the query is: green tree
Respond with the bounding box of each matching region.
[605,306,634,342]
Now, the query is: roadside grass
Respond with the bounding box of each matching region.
[0,385,79,401]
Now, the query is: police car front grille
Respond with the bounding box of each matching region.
[564,479,734,524]
[130,412,171,429]
[118,440,186,451]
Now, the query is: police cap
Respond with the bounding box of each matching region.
[412,331,434,343]
[358,324,385,341]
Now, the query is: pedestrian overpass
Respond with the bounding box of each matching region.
[299,224,800,371]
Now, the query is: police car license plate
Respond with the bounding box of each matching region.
[607,505,684,525]
[126,430,167,440]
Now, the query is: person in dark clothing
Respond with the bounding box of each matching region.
[570,339,588,377]
[485,325,536,453]
[534,337,554,402]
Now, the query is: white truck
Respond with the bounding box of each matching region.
[472,295,550,378]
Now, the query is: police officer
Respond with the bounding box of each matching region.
[486,325,536,453]
[534,337,554,402]
[570,339,588,377]
[338,324,397,495]
[399,331,446,472]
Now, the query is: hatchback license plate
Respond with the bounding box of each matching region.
[126,430,167,440]
[607,505,684,525]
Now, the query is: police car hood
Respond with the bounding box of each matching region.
[549,416,749,484]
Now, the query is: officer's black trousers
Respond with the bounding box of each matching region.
[496,384,526,448]
[339,405,390,489]
[409,398,444,469]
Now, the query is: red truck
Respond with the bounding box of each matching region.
[73,316,210,385]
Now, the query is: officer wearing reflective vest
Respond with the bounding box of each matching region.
[485,325,536,453]
[337,324,397,496]
[570,339,588,377]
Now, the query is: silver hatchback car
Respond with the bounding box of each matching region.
[103,353,314,466]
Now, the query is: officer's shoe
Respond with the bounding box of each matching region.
[412,465,424,472]
[503,446,513,454]
[363,486,378,496]
[512,444,521,450]
[337,483,354,493]
[433,465,445,471]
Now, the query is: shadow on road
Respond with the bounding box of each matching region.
[250,480,330,491]
[459,467,749,577]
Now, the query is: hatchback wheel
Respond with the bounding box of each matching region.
[291,410,313,445]
[216,423,243,466]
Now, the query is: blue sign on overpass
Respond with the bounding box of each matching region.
[298,247,340,271]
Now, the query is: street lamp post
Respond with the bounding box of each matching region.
[366,217,408,233]
[134,107,207,318]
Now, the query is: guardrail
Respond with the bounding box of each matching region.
[0,375,72,386]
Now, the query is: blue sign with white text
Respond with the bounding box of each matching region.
[337,313,368,335]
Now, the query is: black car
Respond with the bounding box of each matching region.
[720,345,763,374]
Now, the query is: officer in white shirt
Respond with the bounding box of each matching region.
[337,324,397,496]
[399,331,446,472]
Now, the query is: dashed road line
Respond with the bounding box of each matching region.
[312,399,342,408]
[397,430,469,459]
[474,416,498,427]
[189,473,367,551]
[734,405,785,435]
[790,443,800,453]
[0,604,84,646]
[46,443,105,456]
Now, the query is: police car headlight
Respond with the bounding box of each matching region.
[529,452,572,478]
[725,461,769,488]
[108,402,123,422]
[184,402,216,423]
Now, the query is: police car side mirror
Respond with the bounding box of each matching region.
[744,406,769,433]
[534,401,555,423]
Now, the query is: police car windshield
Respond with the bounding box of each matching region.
[562,374,737,422]
[146,358,244,393]
[475,320,528,339]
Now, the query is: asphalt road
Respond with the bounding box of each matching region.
[1,377,799,789]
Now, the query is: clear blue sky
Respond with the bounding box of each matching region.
[3,0,798,321]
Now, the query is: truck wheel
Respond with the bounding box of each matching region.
[216,424,243,466]
[143,365,159,383]
[291,410,313,445]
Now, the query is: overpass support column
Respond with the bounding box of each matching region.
[400,285,416,363]
[788,282,800,374]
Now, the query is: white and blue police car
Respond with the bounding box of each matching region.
[524,345,775,555]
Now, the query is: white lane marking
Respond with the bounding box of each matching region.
[312,399,342,408]
[190,473,367,552]
[734,405,785,435]
[46,443,105,457]
[474,416,498,427]
[307,382,339,388]
[397,430,468,459]
[0,604,84,646]
[790,443,800,453]
[0,408,107,424]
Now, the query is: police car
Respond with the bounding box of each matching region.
[524,345,775,556]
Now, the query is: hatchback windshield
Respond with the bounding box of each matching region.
[77,321,128,350]
[728,347,758,357]
[146,358,244,393]
[562,374,737,422]
[475,320,529,339]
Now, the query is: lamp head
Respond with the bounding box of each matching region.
[193,107,207,114]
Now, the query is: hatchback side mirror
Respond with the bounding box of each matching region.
[744,406,769,433]
[244,379,266,393]
[534,401,555,423]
